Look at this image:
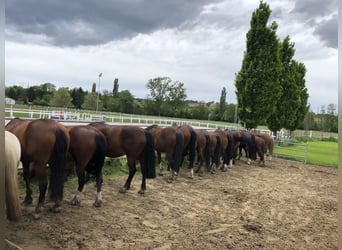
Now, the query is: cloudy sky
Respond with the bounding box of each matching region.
[5,0,337,113]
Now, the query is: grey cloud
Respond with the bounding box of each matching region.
[290,0,337,19]
[313,15,338,49]
[5,0,220,46]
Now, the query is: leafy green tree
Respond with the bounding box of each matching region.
[50,87,73,107]
[92,83,96,93]
[235,1,282,128]
[146,77,172,116]
[166,81,187,116]
[70,87,86,109]
[118,90,134,113]
[82,93,98,110]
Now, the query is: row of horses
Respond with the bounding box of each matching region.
[5,118,274,221]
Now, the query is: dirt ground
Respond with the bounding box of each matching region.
[5,158,338,250]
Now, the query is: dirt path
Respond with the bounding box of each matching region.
[5,158,338,249]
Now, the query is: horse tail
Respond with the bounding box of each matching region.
[204,135,211,168]
[173,132,184,173]
[214,136,221,165]
[5,132,22,221]
[226,134,233,164]
[143,130,156,179]
[49,128,68,203]
[86,134,106,176]
[269,136,274,159]
[250,134,257,161]
[188,130,197,167]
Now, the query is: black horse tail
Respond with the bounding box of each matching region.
[86,134,106,176]
[226,134,234,163]
[49,128,68,203]
[214,136,221,166]
[143,130,156,179]
[188,130,197,168]
[173,132,184,173]
[249,134,257,160]
[204,135,211,168]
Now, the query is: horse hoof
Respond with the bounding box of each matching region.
[33,213,41,220]
[119,187,127,193]
[159,172,164,176]
[167,178,173,183]
[138,190,145,195]
[93,201,102,207]
[188,176,194,179]
[51,206,62,213]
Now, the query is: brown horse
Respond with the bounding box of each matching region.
[255,135,266,165]
[173,125,197,173]
[89,122,156,194]
[207,131,222,174]
[194,129,211,177]
[5,131,22,221]
[145,125,183,182]
[6,118,70,216]
[65,125,107,207]
[256,133,274,160]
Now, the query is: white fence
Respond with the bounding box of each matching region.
[273,140,308,163]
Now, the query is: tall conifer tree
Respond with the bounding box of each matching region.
[235,1,281,129]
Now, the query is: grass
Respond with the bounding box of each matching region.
[274,140,338,167]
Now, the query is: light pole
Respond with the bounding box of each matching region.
[96,73,102,112]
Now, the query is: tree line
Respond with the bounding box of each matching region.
[5,80,337,132]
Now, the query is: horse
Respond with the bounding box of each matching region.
[256,133,274,160]
[215,129,234,171]
[194,129,211,177]
[145,125,183,182]
[254,135,266,165]
[208,131,222,174]
[65,125,107,207]
[89,122,156,194]
[173,125,197,173]
[232,130,257,164]
[5,131,22,222]
[6,118,70,216]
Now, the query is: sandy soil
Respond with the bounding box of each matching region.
[5,158,338,250]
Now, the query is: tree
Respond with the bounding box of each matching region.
[113,78,119,97]
[50,87,73,107]
[166,81,187,116]
[146,77,172,116]
[219,87,227,121]
[70,87,86,109]
[82,93,98,110]
[92,83,96,93]
[118,90,134,113]
[235,1,282,129]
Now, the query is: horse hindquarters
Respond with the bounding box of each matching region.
[48,128,69,205]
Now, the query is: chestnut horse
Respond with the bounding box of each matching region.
[207,131,222,174]
[89,122,156,194]
[66,125,107,207]
[194,129,211,177]
[6,118,70,216]
[254,135,266,165]
[145,125,183,182]
[5,131,22,221]
[256,133,274,160]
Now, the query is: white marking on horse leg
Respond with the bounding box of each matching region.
[247,158,251,165]
[189,168,194,178]
[71,190,82,205]
[269,156,272,161]
[94,191,102,207]
[229,159,233,167]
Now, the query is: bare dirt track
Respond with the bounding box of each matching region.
[5,158,338,250]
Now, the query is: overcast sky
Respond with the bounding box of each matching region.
[5,0,337,113]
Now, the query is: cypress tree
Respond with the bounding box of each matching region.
[235,1,282,129]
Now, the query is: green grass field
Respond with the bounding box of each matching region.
[274,140,338,167]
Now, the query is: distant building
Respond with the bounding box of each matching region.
[5,97,15,105]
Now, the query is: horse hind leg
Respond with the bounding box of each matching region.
[71,166,86,206]
[120,158,136,193]
[22,162,33,205]
[94,172,103,207]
